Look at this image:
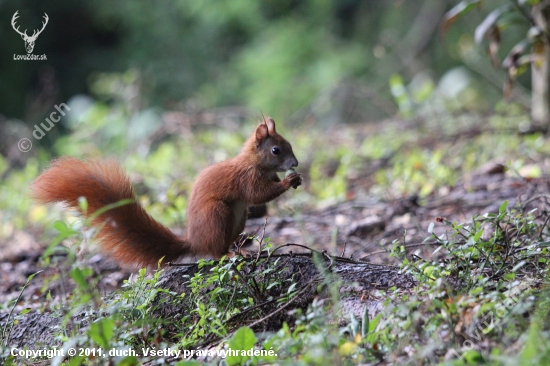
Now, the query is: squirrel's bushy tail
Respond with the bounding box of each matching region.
[31,157,188,267]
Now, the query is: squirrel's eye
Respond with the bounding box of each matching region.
[271,147,281,155]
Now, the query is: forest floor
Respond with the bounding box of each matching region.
[3,166,546,298]
[1,113,549,364]
[1,129,543,305]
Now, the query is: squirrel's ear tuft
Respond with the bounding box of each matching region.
[265,117,276,134]
[255,123,269,144]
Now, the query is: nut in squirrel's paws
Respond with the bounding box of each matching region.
[285,168,302,189]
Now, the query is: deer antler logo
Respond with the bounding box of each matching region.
[11,11,49,54]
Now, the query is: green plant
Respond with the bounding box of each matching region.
[413,200,549,288]
[443,0,550,128]
[0,271,41,365]
[378,200,550,363]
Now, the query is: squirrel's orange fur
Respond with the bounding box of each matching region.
[31,118,302,267]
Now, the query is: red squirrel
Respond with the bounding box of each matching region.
[31,117,302,267]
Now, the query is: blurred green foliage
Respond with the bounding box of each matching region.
[1,93,546,243]
[0,0,525,125]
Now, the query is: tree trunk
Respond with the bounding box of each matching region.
[531,2,550,131]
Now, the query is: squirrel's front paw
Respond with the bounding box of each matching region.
[284,172,302,189]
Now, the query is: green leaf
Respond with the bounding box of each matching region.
[463,349,484,363]
[499,200,509,214]
[68,356,86,366]
[26,271,41,283]
[70,267,89,291]
[366,313,382,343]
[350,313,360,335]
[53,220,71,235]
[227,326,257,366]
[361,305,369,338]
[473,229,484,243]
[89,318,115,348]
[139,267,147,278]
[441,0,482,35]
[78,196,88,214]
[519,315,540,362]
[87,198,134,222]
[118,356,140,366]
[470,286,484,295]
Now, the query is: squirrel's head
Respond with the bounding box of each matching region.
[250,117,298,172]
